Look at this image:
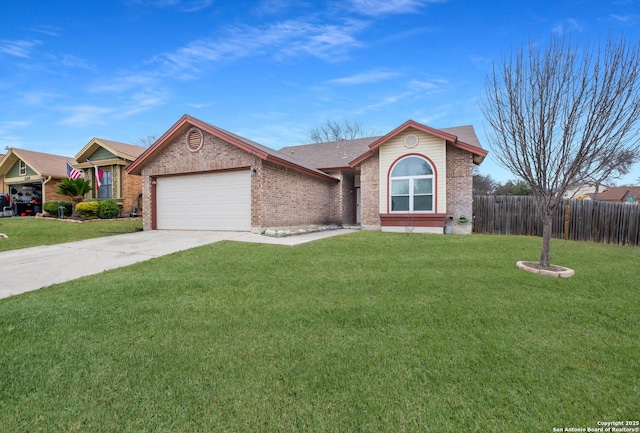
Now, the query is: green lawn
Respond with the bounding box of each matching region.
[1,231,638,432]
[0,217,142,252]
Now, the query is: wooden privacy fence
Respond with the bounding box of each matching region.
[473,195,640,247]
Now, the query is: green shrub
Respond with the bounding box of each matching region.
[98,200,121,219]
[43,201,72,216]
[75,201,100,219]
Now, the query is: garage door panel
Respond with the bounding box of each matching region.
[156,170,250,231]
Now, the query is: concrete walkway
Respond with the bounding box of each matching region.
[0,229,358,299]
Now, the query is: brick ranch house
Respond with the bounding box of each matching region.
[0,140,145,217]
[73,138,145,215]
[127,114,488,234]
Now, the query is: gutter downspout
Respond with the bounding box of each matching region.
[42,176,52,204]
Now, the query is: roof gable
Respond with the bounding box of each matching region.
[0,148,75,178]
[7,159,37,177]
[349,120,488,167]
[126,114,337,182]
[75,138,145,163]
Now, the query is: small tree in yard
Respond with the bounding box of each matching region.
[481,33,640,269]
[55,178,92,218]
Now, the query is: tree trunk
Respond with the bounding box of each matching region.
[593,182,601,200]
[539,211,553,268]
[71,196,83,219]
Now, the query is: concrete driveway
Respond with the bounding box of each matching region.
[0,229,357,299]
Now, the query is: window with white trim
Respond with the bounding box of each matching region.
[98,169,112,199]
[19,161,27,176]
[390,156,434,212]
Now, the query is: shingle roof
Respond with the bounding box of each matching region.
[127,115,488,177]
[75,138,146,162]
[6,148,75,178]
[597,186,640,201]
[127,114,338,181]
[280,136,381,170]
[440,125,483,149]
[95,138,146,159]
[280,124,485,170]
[194,118,335,178]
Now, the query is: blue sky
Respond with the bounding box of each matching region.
[1,0,639,184]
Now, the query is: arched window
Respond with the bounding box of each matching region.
[390,156,434,212]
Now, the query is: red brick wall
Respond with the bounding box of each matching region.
[359,151,380,229]
[121,171,142,215]
[43,179,72,203]
[445,144,474,234]
[254,161,339,228]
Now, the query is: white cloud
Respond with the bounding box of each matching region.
[408,78,448,91]
[57,106,114,127]
[255,0,297,15]
[49,53,95,70]
[347,0,444,16]
[129,0,180,7]
[116,91,166,118]
[328,71,400,85]
[608,14,639,24]
[153,18,367,75]
[0,120,32,135]
[20,92,61,106]
[90,74,157,93]
[26,25,61,37]
[186,102,215,108]
[551,18,582,35]
[129,0,212,11]
[180,0,213,12]
[0,39,40,58]
[56,90,165,127]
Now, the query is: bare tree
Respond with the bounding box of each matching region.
[472,167,499,195]
[586,149,639,199]
[135,134,159,148]
[307,119,369,143]
[481,33,640,268]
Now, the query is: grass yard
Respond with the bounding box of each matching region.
[0,231,638,432]
[0,218,142,252]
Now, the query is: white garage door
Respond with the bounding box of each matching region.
[156,170,251,231]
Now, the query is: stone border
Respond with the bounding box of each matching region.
[263,224,342,238]
[516,261,575,278]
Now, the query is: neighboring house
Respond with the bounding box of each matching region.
[592,186,640,205]
[73,138,146,215]
[127,115,488,234]
[563,182,608,199]
[0,148,76,216]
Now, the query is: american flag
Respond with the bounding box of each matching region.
[66,162,82,180]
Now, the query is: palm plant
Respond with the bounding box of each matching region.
[55,178,92,217]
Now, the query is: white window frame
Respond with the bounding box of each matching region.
[19,161,27,176]
[98,169,112,199]
[389,156,435,213]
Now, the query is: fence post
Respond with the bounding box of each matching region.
[564,200,570,240]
